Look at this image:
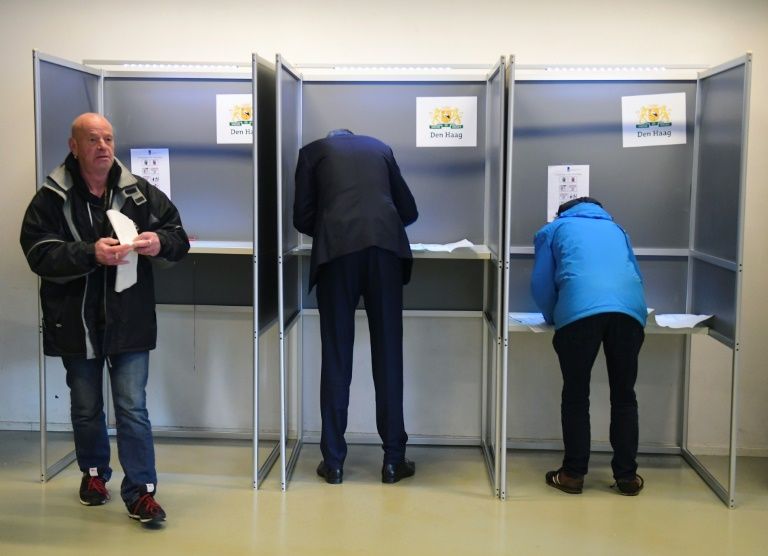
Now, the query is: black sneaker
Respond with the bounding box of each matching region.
[79,468,110,506]
[127,487,166,525]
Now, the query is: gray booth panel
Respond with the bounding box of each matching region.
[510,81,696,248]
[282,254,301,323]
[279,66,301,253]
[153,254,277,329]
[693,64,747,263]
[485,258,500,324]
[691,258,736,341]
[508,255,688,314]
[486,66,505,258]
[104,78,252,242]
[255,62,279,328]
[300,258,484,311]
[37,60,100,177]
[302,82,487,245]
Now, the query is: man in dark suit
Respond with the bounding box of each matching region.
[294,129,418,485]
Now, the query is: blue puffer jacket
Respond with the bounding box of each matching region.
[530,202,647,329]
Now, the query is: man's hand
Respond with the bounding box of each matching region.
[95,237,133,266]
[132,232,161,257]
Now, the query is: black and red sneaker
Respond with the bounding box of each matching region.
[79,467,110,506]
[127,486,166,525]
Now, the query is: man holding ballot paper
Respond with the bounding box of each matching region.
[20,113,189,526]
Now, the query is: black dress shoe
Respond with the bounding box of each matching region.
[316,461,343,484]
[381,458,415,484]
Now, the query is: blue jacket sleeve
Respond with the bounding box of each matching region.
[624,231,644,283]
[530,227,557,325]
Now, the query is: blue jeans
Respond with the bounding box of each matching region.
[63,351,156,504]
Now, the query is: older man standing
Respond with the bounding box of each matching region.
[20,113,189,525]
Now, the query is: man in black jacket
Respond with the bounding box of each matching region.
[294,130,418,484]
[20,113,189,525]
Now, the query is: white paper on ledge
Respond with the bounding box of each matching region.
[106,210,139,293]
[410,239,474,252]
[653,313,712,329]
[509,312,549,333]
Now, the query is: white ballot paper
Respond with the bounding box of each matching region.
[410,239,474,252]
[106,210,139,292]
[509,312,549,333]
[653,313,712,329]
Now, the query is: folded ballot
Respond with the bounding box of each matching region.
[106,210,139,292]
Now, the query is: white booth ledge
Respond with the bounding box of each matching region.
[291,244,492,260]
[188,240,254,255]
[508,313,710,335]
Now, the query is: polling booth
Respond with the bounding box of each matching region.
[502,54,752,506]
[31,51,280,488]
[274,56,508,495]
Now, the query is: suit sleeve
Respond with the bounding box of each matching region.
[530,228,557,325]
[19,189,98,282]
[293,149,317,236]
[142,184,190,263]
[387,150,418,226]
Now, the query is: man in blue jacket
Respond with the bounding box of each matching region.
[294,130,418,485]
[531,197,646,496]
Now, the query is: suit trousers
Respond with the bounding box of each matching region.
[552,312,645,480]
[315,246,408,468]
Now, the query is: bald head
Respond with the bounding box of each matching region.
[68,113,115,185]
[71,113,113,140]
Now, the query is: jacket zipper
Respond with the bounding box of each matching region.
[101,188,113,357]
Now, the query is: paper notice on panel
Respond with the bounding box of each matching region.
[547,165,590,222]
[106,210,139,293]
[216,94,253,144]
[130,148,171,199]
[622,92,686,148]
[416,96,477,147]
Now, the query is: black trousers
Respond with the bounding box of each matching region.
[315,247,408,468]
[552,312,645,480]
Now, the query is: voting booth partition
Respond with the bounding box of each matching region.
[32,51,281,488]
[274,55,508,494]
[502,55,752,506]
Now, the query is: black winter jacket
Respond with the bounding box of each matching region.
[20,155,189,358]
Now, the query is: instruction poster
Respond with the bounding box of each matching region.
[216,94,253,144]
[547,165,589,221]
[622,92,686,148]
[130,148,171,199]
[416,96,477,147]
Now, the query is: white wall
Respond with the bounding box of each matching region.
[1,0,767,450]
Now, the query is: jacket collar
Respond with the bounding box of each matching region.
[559,202,613,221]
[46,156,137,195]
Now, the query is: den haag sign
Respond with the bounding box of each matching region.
[621,92,687,148]
[416,96,477,147]
[216,94,253,144]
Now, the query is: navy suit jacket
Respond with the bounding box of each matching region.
[293,134,418,290]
